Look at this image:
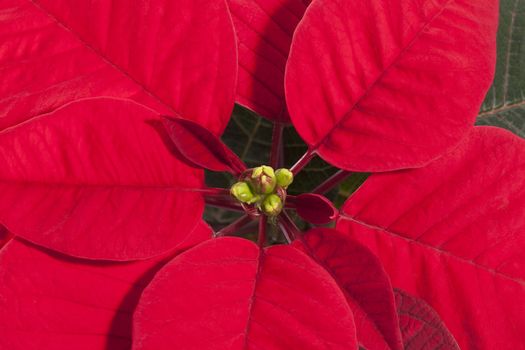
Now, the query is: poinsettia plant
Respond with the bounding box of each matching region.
[0,0,523,349]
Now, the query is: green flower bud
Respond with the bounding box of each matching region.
[250,165,276,194]
[230,182,257,204]
[261,194,283,216]
[275,168,293,188]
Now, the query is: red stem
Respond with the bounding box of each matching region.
[235,220,259,236]
[277,211,301,243]
[258,216,267,247]
[214,215,253,237]
[312,169,351,194]
[284,195,298,209]
[290,149,316,175]
[204,198,244,212]
[269,123,284,168]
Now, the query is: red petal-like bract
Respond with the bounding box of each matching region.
[133,237,357,349]
[293,228,402,350]
[0,226,12,249]
[162,117,246,175]
[337,127,525,349]
[0,0,236,134]
[0,222,212,350]
[292,193,338,225]
[286,0,498,171]
[0,98,205,261]
[395,289,459,350]
[228,0,310,122]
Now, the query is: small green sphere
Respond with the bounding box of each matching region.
[275,168,294,188]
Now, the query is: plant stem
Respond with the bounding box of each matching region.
[235,220,259,236]
[269,123,284,168]
[201,187,243,211]
[258,216,267,247]
[290,149,316,175]
[277,211,301,243]
[204,198,244,212]
[214,215,253,237]
[312,169,351,194]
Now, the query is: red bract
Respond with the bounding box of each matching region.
[161,116,247,175]
[0,226,12,249]
[133,237,357,349]
[227,0,311,122]
[0,98,205,260]
[0,0,520,349]
[0,0,237,134]
[337,127,525,348]
[0,222,211,349]
[293,228,403,350]
[286,0,498,172]
[394,289,460,349]
[289,193,338,225]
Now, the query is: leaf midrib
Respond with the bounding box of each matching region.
[339,214,525,287]
[29,0,179,117]
[478,99,525,118]
[0,178,202,191]
[313,0,455,151]
[242,248,265,349]
[298,238,395,349]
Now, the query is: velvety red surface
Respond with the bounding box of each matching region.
[0,0,236,134]
[337,127,525,349]
[133,237,357,349]
[162,116,246,175]
[0,0,516,348]
[0,226,13,249]
[0,222,212,350]
[293,193,338,225]
[395,289,459,349]
[228,0,310,122]
[0,98,204,260]
[293,228,402,350]
[286,0,498,172]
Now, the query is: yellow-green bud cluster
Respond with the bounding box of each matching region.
[230,165,294,216]
[230,182,258,204]
[261,194,283,216]
[250,165,276,194]
[275,168,293,188]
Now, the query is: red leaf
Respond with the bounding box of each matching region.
[162,116,246,175]
[228,0,310,122]
[0,98,206,260]
[291,193,338,225]
[293,228,402,350]
[337,127,525,349]
[285,0,498,171]
[395,289,459,350]
[133,237,357,349]
[0,221,211,350]
[0,225,13,249]
[0,0,236,134]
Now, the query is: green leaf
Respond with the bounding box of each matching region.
[476,0,525,138]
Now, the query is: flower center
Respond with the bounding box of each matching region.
[230,165,293,216]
